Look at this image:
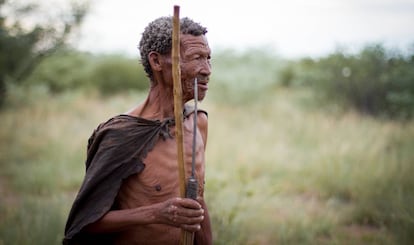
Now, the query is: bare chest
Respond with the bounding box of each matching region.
[116,118,206,208]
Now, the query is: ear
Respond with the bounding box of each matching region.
[148,51,163,72]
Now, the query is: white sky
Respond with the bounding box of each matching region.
[74,0,414,58]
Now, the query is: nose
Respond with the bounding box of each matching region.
[200,59,211,77]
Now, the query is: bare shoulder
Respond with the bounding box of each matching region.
[197,110,208,130]
[197,110,208,145]
[124,104,144,117]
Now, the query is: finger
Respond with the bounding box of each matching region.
[178,207,204,217]
[163,203,180,223]
[165,210,203,227]
[181,223,202,232]
[166,205,203,222]
[174,213,204,225]
[196,196,205,202]
[174,197,202,209]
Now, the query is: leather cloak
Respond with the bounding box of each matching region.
[63,114,176,244]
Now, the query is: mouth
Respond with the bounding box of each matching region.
[198,83,208,91]
[197,81,208,91]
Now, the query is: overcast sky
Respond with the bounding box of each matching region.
[74,0,414,58]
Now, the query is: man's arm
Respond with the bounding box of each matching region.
[84,197,204,234]
[194,111,212,244]
[83,205,156,233]
[197,111,208,148]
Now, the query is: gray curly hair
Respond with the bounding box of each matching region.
[138,16,208,80]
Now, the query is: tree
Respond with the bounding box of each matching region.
[0,0,89,105]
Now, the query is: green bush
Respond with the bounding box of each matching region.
[22,50,149,95]
[280,44,414,119]
[209,48,283,105]
[88,55,148,95]
[23,50,92,93]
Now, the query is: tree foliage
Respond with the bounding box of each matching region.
[0,0,89,105]
[23,50,149,95]
[278,44,414,119]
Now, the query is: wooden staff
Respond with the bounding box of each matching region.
[172,5,195,245]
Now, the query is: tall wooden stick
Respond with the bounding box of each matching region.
[172,5,194,245]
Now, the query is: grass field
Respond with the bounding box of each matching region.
[1,85,413,244]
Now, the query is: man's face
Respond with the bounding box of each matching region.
[179,34,211,102]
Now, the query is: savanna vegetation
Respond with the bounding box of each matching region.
[1,1,414,244]
[1,44,414,245]
[0,0,89,105]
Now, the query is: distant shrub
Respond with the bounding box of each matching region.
[23,50,92,93]
[280,44,414,119]
[23,50,149,95]
[210,48,282,105]
[88,55,148,95]
[277,58,318,87]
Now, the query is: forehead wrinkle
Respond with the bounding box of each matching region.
[184,46,210,56]
[180,35,211,58]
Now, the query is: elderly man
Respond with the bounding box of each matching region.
[63,16,212,245]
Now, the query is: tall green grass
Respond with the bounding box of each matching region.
[2,84,413,244]
[0,88,146,245]
[204,87,413,245]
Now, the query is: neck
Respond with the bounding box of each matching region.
[140,82,181,120]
